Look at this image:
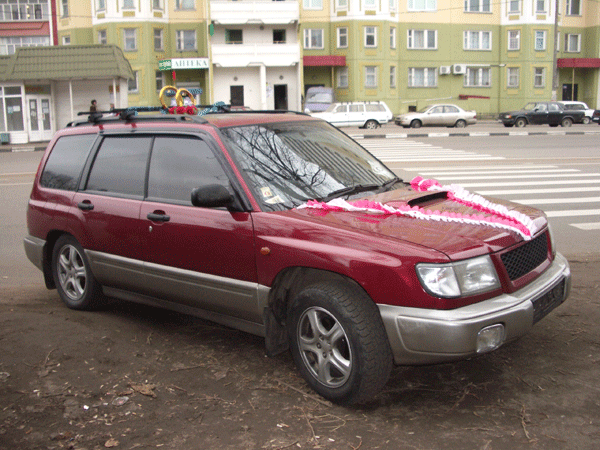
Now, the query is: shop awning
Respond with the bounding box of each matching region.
[557,58,600,68]
[303,56,346,67]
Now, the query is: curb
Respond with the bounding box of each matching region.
[349,129,600,139]
[0,144,48,153]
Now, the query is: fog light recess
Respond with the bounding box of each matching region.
[476,324,505,354]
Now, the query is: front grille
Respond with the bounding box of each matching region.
[501,232,549,281]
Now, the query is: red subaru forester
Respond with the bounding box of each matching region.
[24,108,570,405]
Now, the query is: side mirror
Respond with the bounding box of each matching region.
[191,184,234,208]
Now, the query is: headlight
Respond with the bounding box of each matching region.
[416,255,501,298]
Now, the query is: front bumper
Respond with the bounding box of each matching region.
[379,252,571,365]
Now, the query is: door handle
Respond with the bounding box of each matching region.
[77,201,94,211]
[147,212,170,222]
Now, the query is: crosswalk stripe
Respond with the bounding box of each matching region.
[419,169,578,176]
[435,173,600,181]
[458,179,600,188]
[517,197,600,205]
[570,223,600,230]
[546,209,600,218]
[476,187,600,195]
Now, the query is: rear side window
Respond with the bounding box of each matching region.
[147,136,230,204]
[365,104,384,112]
[40,134,96,190]
[86,136,152,197]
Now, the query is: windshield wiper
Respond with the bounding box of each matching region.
[378,176,402,192]
[320,184,380,202]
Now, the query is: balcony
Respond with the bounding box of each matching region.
[211,43,300,67]
[210,0,299,25]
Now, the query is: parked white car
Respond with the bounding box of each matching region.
[395,104,477,128]
[310,101,393,129]
[558,101,594,124]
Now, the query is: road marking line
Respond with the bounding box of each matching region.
[419,169,577,176]
[459,179,600,188]
[436,173,600,181]
[546,209,600,218]
[517,197,600,205]
[570,223,600,230]
[477,187,600,195]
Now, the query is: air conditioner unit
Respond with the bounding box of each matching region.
[439,66,451,75]
[452,64,467,75]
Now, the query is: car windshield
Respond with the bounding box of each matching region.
[523,103,539,111]
[305,92,333,103]
[418,105,434,113]
[220,121,399,211]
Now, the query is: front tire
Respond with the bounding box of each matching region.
[288,281,392,405]
[515,118,527,128]
[410,120,422,128]
[52,235,103,310]
[582,117,591,125]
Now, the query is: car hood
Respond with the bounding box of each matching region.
[283,186,547,260]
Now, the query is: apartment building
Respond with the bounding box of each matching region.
[53,0,599,115]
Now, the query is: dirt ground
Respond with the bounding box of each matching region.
[1,259,599,450]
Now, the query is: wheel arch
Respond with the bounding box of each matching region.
[41,230,71,289]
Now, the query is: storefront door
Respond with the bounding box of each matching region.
[27,96,52,142]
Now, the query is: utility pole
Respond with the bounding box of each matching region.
[551,0,560,101]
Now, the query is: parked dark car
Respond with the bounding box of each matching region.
[24,107,570,405]
[499,101,586,127]
[593,109,600,124]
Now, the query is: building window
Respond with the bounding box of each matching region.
[408,68,437,87]
[273,30,286,44]
[337,27,348,48]
[98,30,107,45]
[97,0,106,11]
[507,67,519,88]
[465,0,491,12]
[534,67,545,88]
[176,30,196,51]
[465,68,491,87]
[304,0,323,9]
[565,34,581,52]
[2,86,24,132]
[226,29,243,44]
[0,36,50,55]
[365,66,378,88]
[390,66,396,88]
[156,71,165,91]
[566,0,580,15]
[508,0,520,13]
[390,0,397,11]
[304,29,323,49]
[408,0,436,11]
[154,28,164,51]
[408,29,437,49]
[337,67,348,88]
[0,3,49,21]
[534,31,546,51]
[364,26,377,48]
[535,0,546,12]
[508,30,520,50]
[464,30,491,50]
[123,0,135,9]
[123,28,137,51]
[336,0,348,10]
[128,71,139,93]
[153,0,164,10]
[62,35,71,45]
[364,0,376,9]
[176,0,194,9]
[390,27,396,49]
[61,0,68,17]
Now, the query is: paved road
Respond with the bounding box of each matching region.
[357,134,600,258]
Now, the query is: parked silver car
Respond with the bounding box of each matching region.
[395,104,477,128]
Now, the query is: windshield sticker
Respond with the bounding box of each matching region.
[265,195,285,204]
[260,187,273,198]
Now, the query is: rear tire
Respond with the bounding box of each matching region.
[52,235,103,310]
[364,120,378,129]
[288,281,393,405]
[454,120,467,128]
[561,117,573,127]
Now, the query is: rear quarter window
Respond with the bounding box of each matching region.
[40,134,97,190]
